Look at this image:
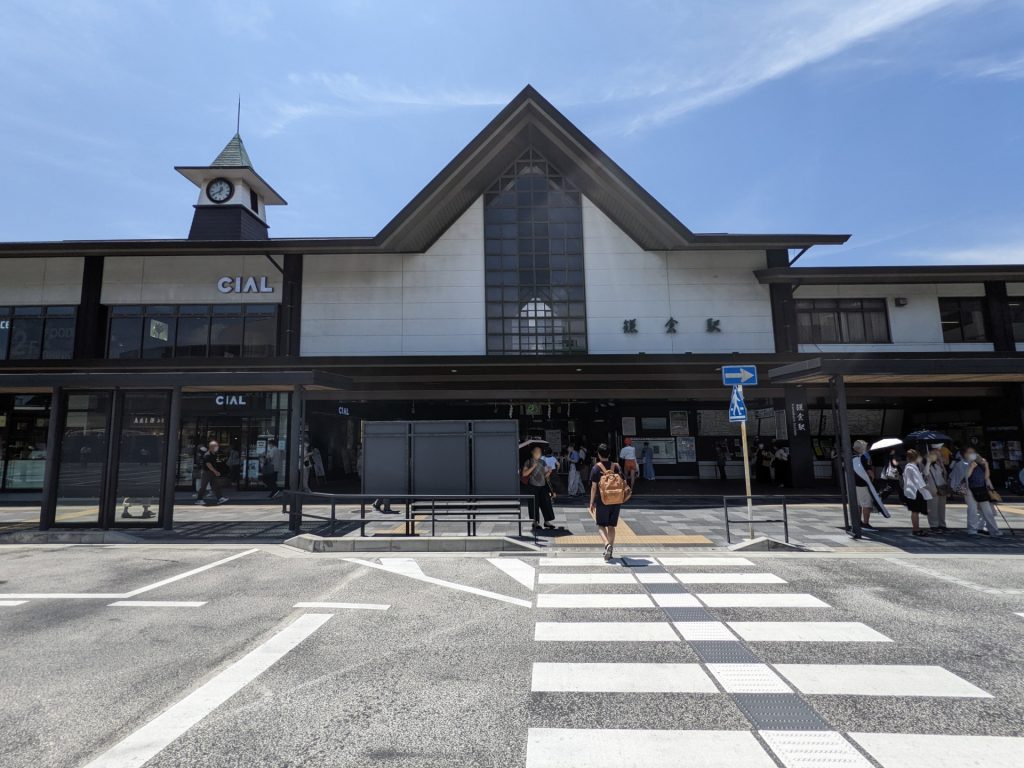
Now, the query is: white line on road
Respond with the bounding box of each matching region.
[108,601,207,608]
[538,558,617,567]
[673,622,738,641]
[121,549,260,597]
[536,593,654,609]
[80,613,334,768]
[774,664,992,698]
[0,599,28,606]
[526,728,777,767]
[293,602,389,610]
[487,558,536,590]
[675,573,786,584]
[849,733,1024,768]
[538,573,637,584]
[342,557,532,607]
[375,558,425,578]
[658,557,755,567]
[534,622,679,642]
[635,573,677,583]
[697,593,830,608]
[651,593,701,607]
[531,662,717,693]
[729,621,892,643]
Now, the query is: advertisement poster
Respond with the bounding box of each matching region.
[544,429,563,454]
[1008,440,1022,462]
[621,417,636,436]
[675,437,696,463]
[635,437,677,463]
[669,411,689,436]
[641,416,667,431]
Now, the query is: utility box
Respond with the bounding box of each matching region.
[362,419,518,496]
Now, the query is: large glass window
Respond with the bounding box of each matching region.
[1008,300,1024,343]
[484,148,587,355]
[107,305,278,359]
[796,299,890,344]
[0,306,76,360]
[939,297,988,343]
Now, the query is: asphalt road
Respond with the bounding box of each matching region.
[1,545,1023,767]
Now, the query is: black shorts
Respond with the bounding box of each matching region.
[906,494,927,515]
[595,505,620,527]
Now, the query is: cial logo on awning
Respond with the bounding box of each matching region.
[217,276,274,294]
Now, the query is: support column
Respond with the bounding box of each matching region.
[287,384,304,527]
[279,254,303,358]
[40,386,64,531]
[766,249,798,353]
[784,386,815,488]
[833,374,861,538]
[984,281,1015,352]
[160,386,182,530]
[74,255,106,359]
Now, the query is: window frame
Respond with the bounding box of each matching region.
[794,298,891,345]
[938,297,988,343]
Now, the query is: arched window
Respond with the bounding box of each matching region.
[484,149,587,355]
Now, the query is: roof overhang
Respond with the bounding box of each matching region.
[770,356,1024,385]
[175,165,287,205]
[756,266,1024,285]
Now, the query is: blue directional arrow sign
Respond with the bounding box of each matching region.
[722,365,758,387]
[728,385,748,423]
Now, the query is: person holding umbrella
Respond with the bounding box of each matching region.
[521,442,556,530]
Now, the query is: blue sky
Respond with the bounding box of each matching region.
[1,0,1022,266]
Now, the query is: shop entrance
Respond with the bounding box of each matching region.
[46,389,172,527]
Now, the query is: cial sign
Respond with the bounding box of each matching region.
[214,394,248,406]
[0,320,9,330]
[217,276,274,294]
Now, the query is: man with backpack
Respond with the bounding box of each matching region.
[589,443,631,561]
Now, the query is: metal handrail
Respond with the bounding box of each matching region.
[280,491,538,540]
[722,494,790,544]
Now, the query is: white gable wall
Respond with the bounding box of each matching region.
[582,197,774,353]
[793,283,993,352]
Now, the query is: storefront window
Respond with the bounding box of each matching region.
[0,393,50,490]
[107,304,277,359]
[0,306,75,361]
[939,297,988,343]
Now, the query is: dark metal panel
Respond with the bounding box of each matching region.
[187,205,269,240]
[471,419,518,495]
[411,421,469,495]
[39,386,64,530]
[74,255,106,359]
[362,421,410,496]
[161,386,182,530]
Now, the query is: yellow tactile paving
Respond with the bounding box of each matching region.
[555,507,712,546]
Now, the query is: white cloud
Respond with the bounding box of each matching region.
[623,0,970,132]
[301,72,509,109]
[901,243,1024,264]
[956,53,1024,80]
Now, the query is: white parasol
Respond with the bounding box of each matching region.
[869,437,903,452]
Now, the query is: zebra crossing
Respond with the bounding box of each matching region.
[526,554,1024,767]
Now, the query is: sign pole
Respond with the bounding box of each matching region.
[736,384,754,539]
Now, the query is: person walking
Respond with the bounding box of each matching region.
[852,439,890,530]
[715,441,729,482]
[902,449,931,537]
[522,444,556,530]
[619,438,639,489]
[641,441,656,482]
[773,442,791,487]
[755,441,774,484]
[196,440,229,505]
[567,444,585,497]
[924,449,949,532]
[589,444,627,561]
[960,449,1002,537]
[262,438,282,499]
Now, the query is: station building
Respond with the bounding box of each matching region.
[1,86,1022,529]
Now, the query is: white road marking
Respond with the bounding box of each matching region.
[108,601,207,608]
[487,558,535,590]
[706,663,792,693]
[121,549,260,597]
[850,733,1024,768]
[80,613,333,768]
[635,573,677,583]
[673,621,738,641]
[0,549,260,600]
[531,662,716,693]
[676,573,786,584]
[342,557,531,607]
[534,622,678,642]
[729,622,892,643]
[292,602,389,610]
[775,664,992,698]
[538,573,637,584]
[376,558,424,578]
[760,730,874,768]
[651,593,701,607]
[539,558,616,567]
[659,557,756,566]
[526,728,777,767]
[1016,612,1024,619]
[536,593,654,609]
[698,593,830,608]
[0,600,28,606]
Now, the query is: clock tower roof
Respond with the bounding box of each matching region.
[211,132,253,168]
[175,132,286,206]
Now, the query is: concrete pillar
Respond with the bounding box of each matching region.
[160,386,182,530]
[39,386,64,530]
[833,374,861,537]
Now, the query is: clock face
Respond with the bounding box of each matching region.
[206,178,234,203]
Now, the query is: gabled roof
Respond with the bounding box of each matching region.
[211,133,253,168]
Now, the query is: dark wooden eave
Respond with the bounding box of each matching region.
[756,265,1024,285]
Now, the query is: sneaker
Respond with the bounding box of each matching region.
[978,529,990,536]
[217,497,229,505]
[862,523,878,531]
[603,545,612,561]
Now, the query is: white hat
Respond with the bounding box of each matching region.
[930,442,944,448]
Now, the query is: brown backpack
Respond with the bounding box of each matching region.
[598,463,631,505]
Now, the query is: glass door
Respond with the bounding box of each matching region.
[54,392,112,525]
[113,391,171,524]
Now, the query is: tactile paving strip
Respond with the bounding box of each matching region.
[645,583,690,593]
[759,730,874,767]
[690,641,762,664]
[662,607,717,622]
[674,622,737,641]
[706,664,792,693]
[734,694,831,731]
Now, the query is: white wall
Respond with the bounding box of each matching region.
[101,255,282,304]
[301,199,486,356]
[794,283,993,352]
[583,197,774,353]
[0,257,83,305]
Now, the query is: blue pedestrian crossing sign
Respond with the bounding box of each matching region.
[728,385,748,423]
[722,365,758,386]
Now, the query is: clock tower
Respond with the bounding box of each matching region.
[175,133,286,240]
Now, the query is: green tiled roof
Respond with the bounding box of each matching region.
[211,133,252,168]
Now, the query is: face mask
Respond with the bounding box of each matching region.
[965,454,977,462]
